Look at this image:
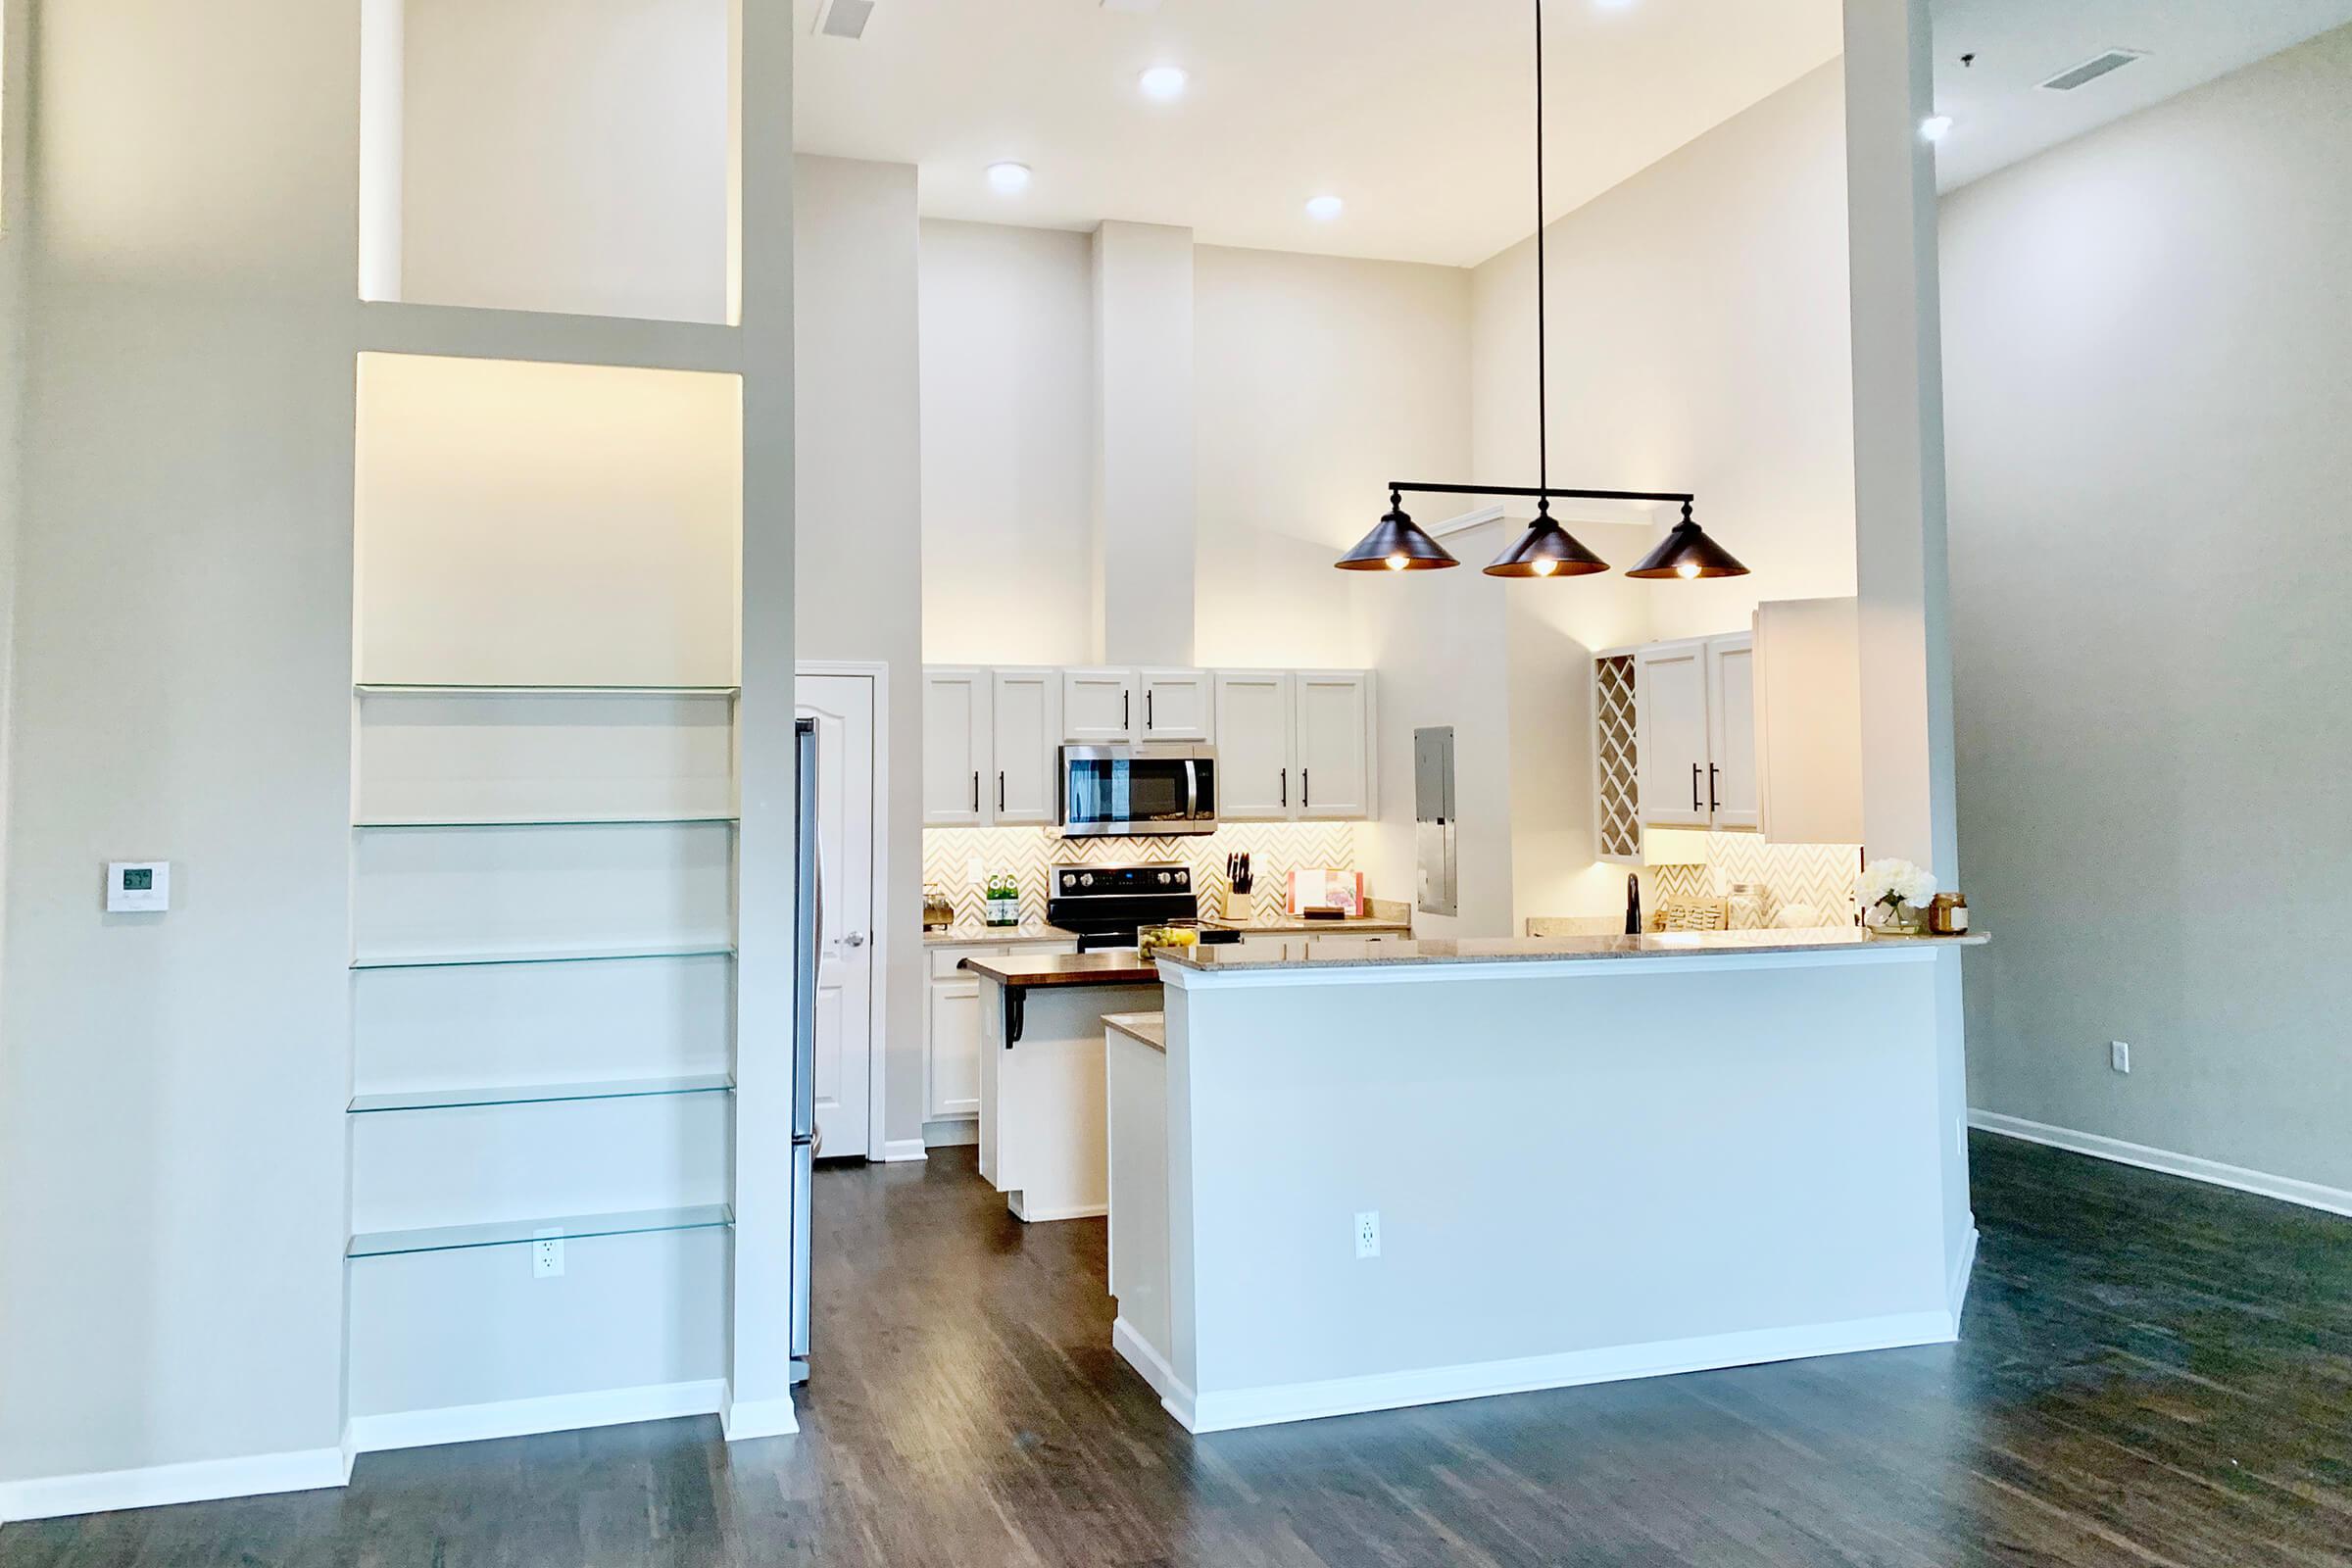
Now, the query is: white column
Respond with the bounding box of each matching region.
[1090,220,1197,667]
[1844,0,1959,880]
[726,0,800,1442]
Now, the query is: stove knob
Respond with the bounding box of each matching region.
[1157,871,1173,885]
[1080,873,1095,888]
[1062,873,1078,890]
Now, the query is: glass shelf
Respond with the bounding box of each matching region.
[349,1204,733,1260]
[349,1073,734,1114]
[351,940,736,971]
[352,814,741,829]
[355,683,740,697]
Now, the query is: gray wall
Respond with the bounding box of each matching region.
[0,0,359,1476]
[1942,24,2352,1192]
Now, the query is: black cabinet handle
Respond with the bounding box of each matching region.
[998,771,1006,812]
[1708,763,1720,813]
[1123,690,1131,730]
[972,771,981,812]
[1691,763,1701,813]
[1146,689,1154,729]
[1280,767,1288,808]
[1302,769,1310,809]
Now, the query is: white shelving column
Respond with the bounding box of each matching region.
[341,0,786,1453]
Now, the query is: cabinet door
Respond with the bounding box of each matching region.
[922,667,990,827]
[1213,671,1295,820]
[1636,642,1710,828]
[1061,668,1137,743]
[1295,671,1373,820]
[1704,633,1759,830]
[926,971,988,1120]
[1137,669,1214,742]
[990,668,1060,826]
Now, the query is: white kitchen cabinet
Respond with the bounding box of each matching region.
[1061,668,1139,743]
[1637,641,1710,828]
[989,668,1061,826]
[1211,670,1295,819]
[1704,634,1758,830]
[1295,671,1375,820]
[927,939,1076,1122]
[1137,669,1214,742]
[922,667,991,827]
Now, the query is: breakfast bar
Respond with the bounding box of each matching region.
[1106,929,1986,1432]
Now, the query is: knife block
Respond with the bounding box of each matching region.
[1221,887,1252,921]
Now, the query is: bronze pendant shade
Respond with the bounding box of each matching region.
[1625,505,1750,580]
[1484,507,1607,578]
[1334,496,1459,571]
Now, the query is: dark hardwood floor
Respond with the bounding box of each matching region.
[8,1131,2350,1567]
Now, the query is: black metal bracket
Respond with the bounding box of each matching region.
[1387,481,1696,506]
[1004,984,1024,1048]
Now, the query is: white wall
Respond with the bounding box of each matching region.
[396,0,732,321]
[796,156,928,1157]
[1471,61,1858,644]
[1942,24,2352,1194]
[918,220,1095,665]
[1193,246,1470,669]
[0,0,359,1484]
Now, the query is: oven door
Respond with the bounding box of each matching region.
[1061,746,1217,836]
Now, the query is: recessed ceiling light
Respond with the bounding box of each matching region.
[986,161,1033,194]
[1138,65,1189,100]
[1921,115,1953,143]
[1304,194,1345,221]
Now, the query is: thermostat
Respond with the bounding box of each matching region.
[107,861,170,913]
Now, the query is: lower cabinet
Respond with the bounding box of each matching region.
[927,942,1075,1122]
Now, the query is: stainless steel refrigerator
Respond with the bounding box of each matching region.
[790,716,818,1383]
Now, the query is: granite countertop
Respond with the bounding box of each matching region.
[922,922,1077,948]
[1157,928,1987,973]
[1200,914,1413,935]
[1102,1011,1166,1053]
[958,952,1163,987]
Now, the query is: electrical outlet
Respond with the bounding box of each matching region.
[2111,1040,2131,1075]
[1354,1210,1380,1259]
[533,1229,565,1278]
[965,856,987,884]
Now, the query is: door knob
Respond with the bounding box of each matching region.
[844,932,867,948]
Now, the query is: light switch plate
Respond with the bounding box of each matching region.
[106,861,170,913]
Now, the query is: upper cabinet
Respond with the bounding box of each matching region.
[1213,671,1296,819]
[1061,668,1140,743]
[989,669,1061,826]
[922,668,991,827]
[1621,606,1858,842]
[1137,669,1214,742]
[930,664,1378,828]
[1295,672,1376,820]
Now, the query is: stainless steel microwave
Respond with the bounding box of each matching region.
[1059,745,1218,837]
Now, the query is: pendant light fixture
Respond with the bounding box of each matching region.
[1335,0,1748,584]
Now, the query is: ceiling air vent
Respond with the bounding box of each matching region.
[2039,48,2148,92]
[814,0,876,40]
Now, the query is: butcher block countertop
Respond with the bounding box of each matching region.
[958,952,1162,987]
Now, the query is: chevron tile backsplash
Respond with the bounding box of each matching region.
[1644,835,1862,928]
[923,824,1358,926]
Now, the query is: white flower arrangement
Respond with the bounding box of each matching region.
[1857,858,1937,925]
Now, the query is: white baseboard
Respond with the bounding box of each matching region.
[718,1392,800,1442]
[878,1137,931,1162]
[922,1119,978,1149]
[1969,1110,2352,1219]
[1175,1309,1958,1435]
[1948,1223,1980,1319]
[1007,1200,1107,1223]
[345,1379,725,1457]
[0,1445,349,1524]
[1112,1316,1198,1428]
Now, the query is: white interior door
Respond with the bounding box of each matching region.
[797,673,875,1158]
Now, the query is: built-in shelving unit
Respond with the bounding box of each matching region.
[349,1204,734,1260]
[344,9,749,1437]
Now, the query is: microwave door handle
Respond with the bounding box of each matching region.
[1185,759,1199,821]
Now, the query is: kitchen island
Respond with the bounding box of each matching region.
[1106,928,1986,1432]
[964,952,1161,1222]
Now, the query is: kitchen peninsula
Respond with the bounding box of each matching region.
[1106,929,1985,1432]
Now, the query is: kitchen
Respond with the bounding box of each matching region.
[798,0,1977,1437]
